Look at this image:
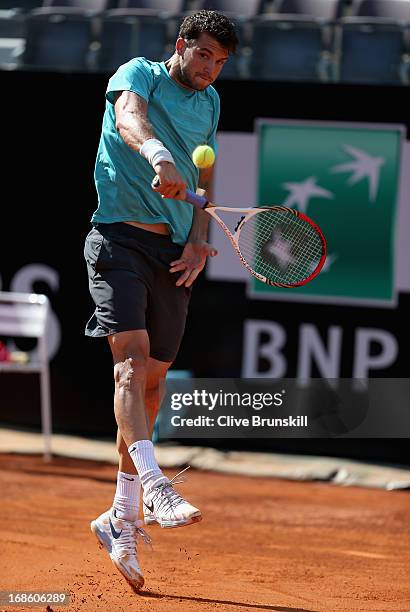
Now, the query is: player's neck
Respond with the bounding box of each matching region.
[165,56,195,91]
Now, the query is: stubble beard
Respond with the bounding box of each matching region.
[176,64,208,91]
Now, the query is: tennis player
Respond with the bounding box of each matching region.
[84,10,238,591]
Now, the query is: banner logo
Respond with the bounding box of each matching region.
[249,121,403,306]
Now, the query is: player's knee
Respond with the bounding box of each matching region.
[114,355,148,389]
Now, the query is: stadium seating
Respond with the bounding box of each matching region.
[351,0,410,20]
[0,7,23,34]
[117,0,187,11]
[247,0,340,81]
[249,17,329,81]
[0,0,41,8]
[275,0,343,20]
[96,9,170,72]
[197,0,265,18]
[0,0,409,85]
[23,8,95,71]
[0,8,24,66]
[217,24,247,79]
[335,0,410,84]
[41,0,113,9]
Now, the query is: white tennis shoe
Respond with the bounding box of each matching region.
[142,468,202,528]
[91,508,151,592]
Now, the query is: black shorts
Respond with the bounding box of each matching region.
[84,222,191,363]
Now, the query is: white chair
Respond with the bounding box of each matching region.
[0,291,52,460]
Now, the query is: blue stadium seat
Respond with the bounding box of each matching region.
[351,0,410,20]
[335,0,410,84]
[117,0,186,11]
[0,7,24,36]
[275,0,343,19]
[22,8,94,71]
[197,0,264,18]
[218,53,242,78]
[0,0,42,9]
[335,23,408,84]
[42,0,114,9]
[248,13,333,81]
[274,0,341,51]
[96,9,169,72]
[217,20,247,79]
[0,8,25,66]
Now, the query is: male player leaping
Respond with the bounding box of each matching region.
[84,10,238,591]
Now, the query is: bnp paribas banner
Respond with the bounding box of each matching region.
[250,120,403,306]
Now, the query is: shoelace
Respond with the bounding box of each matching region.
[149,466,191,517]
[135,521,153,551]
[115,519,152,557]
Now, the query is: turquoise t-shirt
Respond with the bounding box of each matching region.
[91,58,220,246]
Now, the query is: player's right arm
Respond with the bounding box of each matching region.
[114,90,186,200]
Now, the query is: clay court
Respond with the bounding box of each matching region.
[2,452,409,612]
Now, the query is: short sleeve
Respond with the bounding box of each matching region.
[207,90,220,155]
[106,57,154,105]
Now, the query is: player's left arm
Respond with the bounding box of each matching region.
[190,166,213,242]
[169,166,218,287]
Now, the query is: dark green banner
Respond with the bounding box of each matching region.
[251,121,403,306]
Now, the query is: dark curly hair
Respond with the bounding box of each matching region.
[179,10,238,54]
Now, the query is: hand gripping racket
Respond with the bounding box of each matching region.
[153,179,327,287]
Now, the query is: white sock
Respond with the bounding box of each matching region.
[113,471,140,521]
[128,440,166,492]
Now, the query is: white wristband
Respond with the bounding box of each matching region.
[139,138,175,168]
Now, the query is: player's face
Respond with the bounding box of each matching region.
[175,33,230,91]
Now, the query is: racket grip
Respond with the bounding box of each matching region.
[185,189,209,209]
[151,176,208,209]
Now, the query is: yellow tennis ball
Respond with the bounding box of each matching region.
[192,145,215,169]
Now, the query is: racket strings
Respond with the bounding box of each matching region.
[237,209,324,285]
[242,224,320,280]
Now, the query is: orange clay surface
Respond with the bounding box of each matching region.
[1,453,409,612]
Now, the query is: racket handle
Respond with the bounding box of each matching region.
[151,176,209,209]
[184,189,209,209]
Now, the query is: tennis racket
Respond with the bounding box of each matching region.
[153,180,327,287]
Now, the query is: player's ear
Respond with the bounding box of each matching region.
[176,38,187,56]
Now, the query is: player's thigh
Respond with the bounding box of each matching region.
[108,329,150,365]
[84,224,151,338]
[146,276,191,363]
